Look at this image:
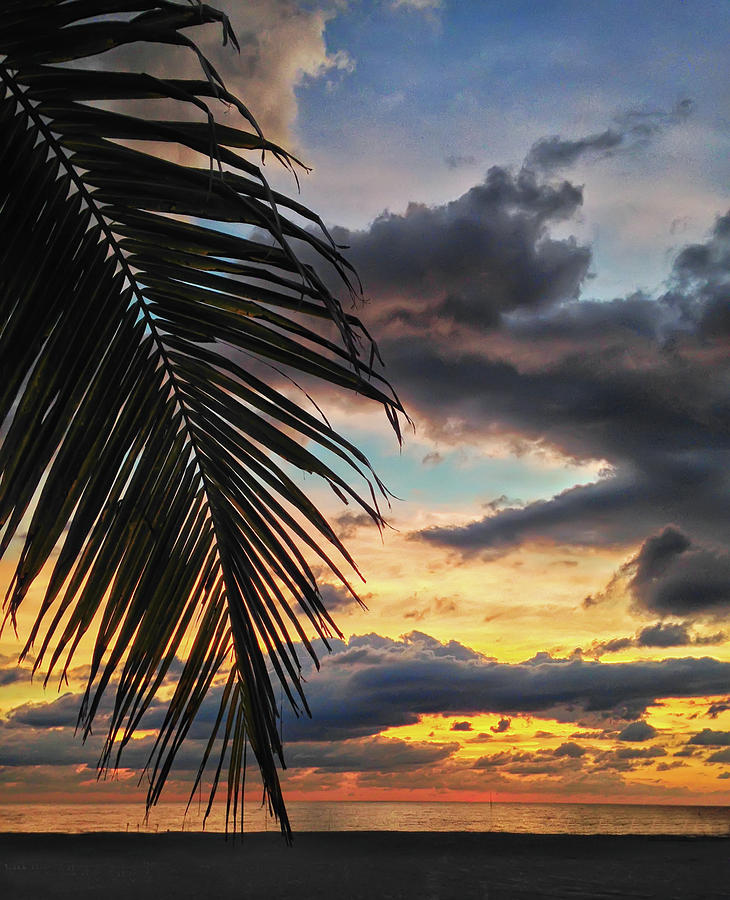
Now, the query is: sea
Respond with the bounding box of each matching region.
[1,801,729,836]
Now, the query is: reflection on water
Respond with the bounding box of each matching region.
[1,801,729,836]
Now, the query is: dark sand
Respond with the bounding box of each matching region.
[1,832,728,899]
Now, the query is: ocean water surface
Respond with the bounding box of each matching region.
[2,801,729,836]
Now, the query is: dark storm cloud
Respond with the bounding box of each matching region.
[525,99,693,172]
[332,165,590,330]
[618,527,730,619]
[668,211,730,340]
[406,211,730,556]
[450,721,472,731]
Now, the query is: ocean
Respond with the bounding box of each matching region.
[2,801,729,836]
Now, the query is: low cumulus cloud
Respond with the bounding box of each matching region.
[473,740,667,779]
[5,632,730,795]
[706,748,730,764]
[8,632,730,760]
[285,735,458,773]
[617,721,657,742]
[490,717,511,734]
[688,729,730,747]
[267,632,730,742]
[583,620,726,659]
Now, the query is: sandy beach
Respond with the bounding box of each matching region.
[1,831,728,899]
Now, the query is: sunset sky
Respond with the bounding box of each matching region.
[2,0,730,808]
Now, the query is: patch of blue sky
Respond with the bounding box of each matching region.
[294,1,730,216]
[292,424,602,514]
[286,1,729,305]
[301,1,727,153]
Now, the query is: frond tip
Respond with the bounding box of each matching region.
[0,0,405,840]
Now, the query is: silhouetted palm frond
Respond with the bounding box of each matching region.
[0,0,403,839]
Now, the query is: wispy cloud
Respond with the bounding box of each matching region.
[525,100,694,173]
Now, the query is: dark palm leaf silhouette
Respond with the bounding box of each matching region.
[0,0,403,838]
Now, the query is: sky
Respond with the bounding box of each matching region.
[2,0,730,809]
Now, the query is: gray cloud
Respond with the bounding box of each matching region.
[706,748,730,764]
[688,729,730,747]
[617,721,657,742]
[317,581,363,613]
[525,130,623,172]
[707,699,730,719]
[583,621,726,659]
[670,212,730,339]
[444,154,477,170]
[272,633,730,742]
[472,740,669,779]
[285,735,458,773]
[614,745,665,760]
[406,211,730,557]
[585,637,635,657]
[332,165,590,330]
[0,668,24,687]
[525,100,693,172]
[8,633,730,765]
[333,512,376,540]
[553,741,586,758]
[621,527,730,619]
[637,622,693,647]
[6,692,89,729]
[490,717,511,734]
